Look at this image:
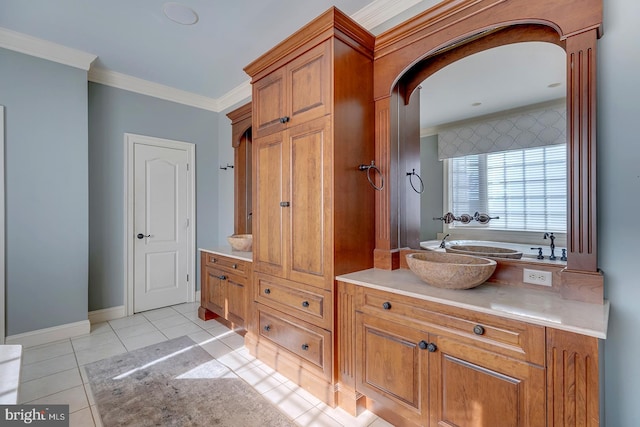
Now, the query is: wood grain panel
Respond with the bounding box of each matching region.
[547,329,600,426]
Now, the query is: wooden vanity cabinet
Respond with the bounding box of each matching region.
[244,7,376,405]
[339,281,598,426]
[198,251,251,329]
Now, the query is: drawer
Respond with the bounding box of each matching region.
[254,273,332,329]
[357,287,546,365]
[258,307,331,374]
[202,252,248,276]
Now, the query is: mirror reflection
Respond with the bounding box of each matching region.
[400,41,568,263]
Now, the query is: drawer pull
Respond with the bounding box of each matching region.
[473,325,485,335]
[301,344,309,351]
[263,325,271,332]
[301,301,310,308]
[280,201,290,207]
[382,301,392,310]
[279,116,290,124]
[418,340,428,350]
[232,263,238,269]
[218,275,227,280]
[210,257,217,263]
[264,288,271,294]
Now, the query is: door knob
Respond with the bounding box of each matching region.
[137,233,151,239]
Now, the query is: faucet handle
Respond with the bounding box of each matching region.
[530,247,544,260]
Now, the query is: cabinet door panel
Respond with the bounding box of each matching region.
[430,335,546,427]
[356,313,428,425]
[254,133,287,277]
[288,117,331,288]
[226,276,245,326]
[288,41,331,124]
[204,267,224,317]
[253,69,286,138]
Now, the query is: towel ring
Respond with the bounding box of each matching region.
[358,161,384,191]
[406,169,424,194]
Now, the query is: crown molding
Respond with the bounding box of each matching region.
[0,27,96,70]
[88,67,221,112]
[217,80,252,112]
[351,0,424,30]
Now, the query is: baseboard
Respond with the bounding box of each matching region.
[5,320,91,348]
[88,305,126,324]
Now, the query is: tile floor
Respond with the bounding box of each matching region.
[18,302,393,427]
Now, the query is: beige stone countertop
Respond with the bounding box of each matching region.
[336,268,609,339]
[199,247,253,262]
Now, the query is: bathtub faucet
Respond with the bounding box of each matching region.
[543,232,556,260]
[439,234,450,249]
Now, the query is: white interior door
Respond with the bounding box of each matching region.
[132,139,191,312]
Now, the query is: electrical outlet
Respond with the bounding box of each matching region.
[523,268,553,286]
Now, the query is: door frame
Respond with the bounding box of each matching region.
[124,133,196,316]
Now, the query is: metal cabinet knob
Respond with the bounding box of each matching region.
[473,325,485,335]
[136,233,151,239]
[263,325,271,332]
[279,116,290,124]
[232,264,238,269]
[218,275,227,280]
[264,288,271,294]
[427,342,438,352]
[301,344,309,351]
[382,302,392,310]
[302,301,310,308]
[418,340,428,350]
[280,201,290,207]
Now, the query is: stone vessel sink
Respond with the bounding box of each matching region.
[406,252,497,290]
[446,245,523,259]
[227,234,253,251]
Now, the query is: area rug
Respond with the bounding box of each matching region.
[85,335,295,427]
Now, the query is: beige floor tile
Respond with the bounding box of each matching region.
[113,322,159,340]
[219,331,245,350]
[22,339,74,364]
[140,307,179,321]
[295,407,343,427]
[70,406,95,427]
[108,314,149,330]
[149,313,192,330]
[170,302,200,314]
[19,368,83,403]
[74,341,127,366]
[368,416,394,427]
[158,321,203,339]
[20,353,78,383]
[29,384,89,414]
[71,330,123,352]
[198,337,234,359]
[262,383,316,420]
[320,406,380,427]
[119,330,168,352]
[88,322,113,336]
[236,365,283,394]
[216,350,257,372]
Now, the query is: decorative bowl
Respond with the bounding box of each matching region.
[227,234,253,251]
[406,251,497,290]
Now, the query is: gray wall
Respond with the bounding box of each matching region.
[88,82,219,311]
[599,0,640,425]
[0,48,88,335]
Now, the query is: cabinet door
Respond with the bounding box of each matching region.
[356,313,429,426]
[226,276,246,326]
[429,335,546,427]
[287,117,332,289]
[286,41,331,125]
[253,131,287,277]
[253,68,286,138]
[203,266,225,317]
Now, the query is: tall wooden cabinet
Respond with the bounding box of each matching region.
[243,7,376,404]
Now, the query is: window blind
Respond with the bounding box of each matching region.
[449,144,566,233]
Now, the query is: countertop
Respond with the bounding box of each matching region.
[336,268,609,339]
[199,247,253,262]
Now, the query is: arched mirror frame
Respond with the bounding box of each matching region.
[372,0,603,303]
[226,102,253,235]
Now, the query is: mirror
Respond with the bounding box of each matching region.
[397,41,569,263]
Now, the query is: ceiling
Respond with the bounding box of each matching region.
[0,0,566,128]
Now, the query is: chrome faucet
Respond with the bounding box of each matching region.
[439,234,450,249]
[543,232,556,260]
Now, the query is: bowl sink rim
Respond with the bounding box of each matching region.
[445,244,523,259]
[405,251,497,290]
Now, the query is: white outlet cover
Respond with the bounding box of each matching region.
[523,268,553,286]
